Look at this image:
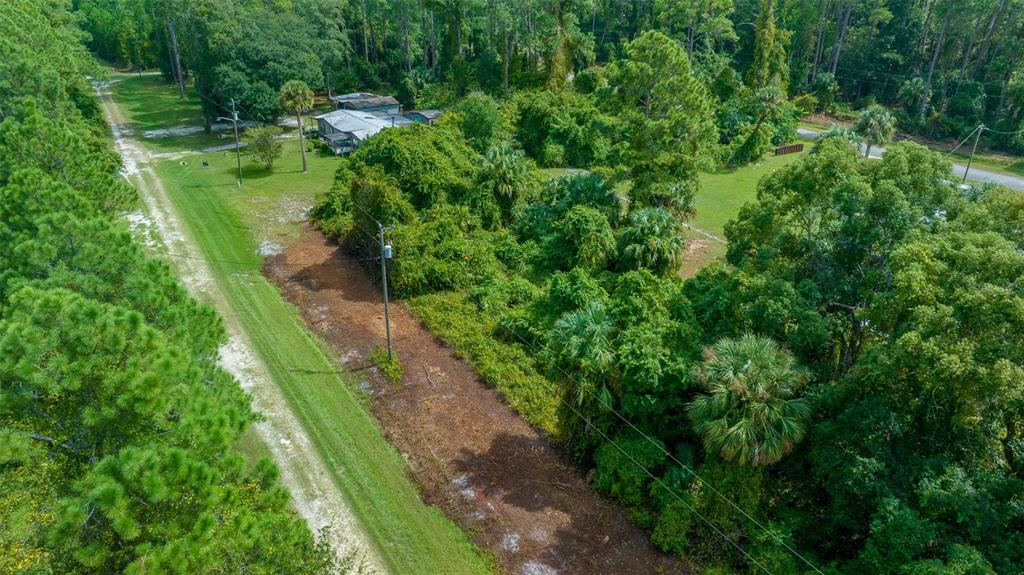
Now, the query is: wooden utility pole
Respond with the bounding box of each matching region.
[378,224,393,358]
[218,100,243,187]
[963,124,984,183]
[165,18,186,99]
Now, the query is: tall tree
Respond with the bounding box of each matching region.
[854,103,896,157]
[746,0,788,90]
[279,80,314,172]
[688,333,811,466]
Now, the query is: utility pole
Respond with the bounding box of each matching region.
[963,123,984,183]
[219,99,243,187]
[378,223,394,358]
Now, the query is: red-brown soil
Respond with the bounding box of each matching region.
[263,224,693,575]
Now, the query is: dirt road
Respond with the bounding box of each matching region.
[265,226,694,575]
[95,80,385,572]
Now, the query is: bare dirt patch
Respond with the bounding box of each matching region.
[264,225,694,575]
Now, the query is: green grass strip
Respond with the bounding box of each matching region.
[154,160,494,575]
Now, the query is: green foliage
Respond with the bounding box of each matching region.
[472,143,539,228]
[513,90,615,168]
[791,93,819,115]
[607,30,716,207]
[618,207,687,276]
[688,334,811,466]
[371,347,404,384]
[245,125,283,170]
[592,435,667,506]
[854,104,897,157]
[0,4,342,572]
[350,124,478,208]
[450,93,506,152]
[408,291,561,435]
[549,205,617,272]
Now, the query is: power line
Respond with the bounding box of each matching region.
[982,125,1024,136]
[946,124,983,156]
[551,372,775,575]
[500,325,824,575]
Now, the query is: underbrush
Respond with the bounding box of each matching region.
[407,290,563,437]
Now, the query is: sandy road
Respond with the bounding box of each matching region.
[95,79,385,573]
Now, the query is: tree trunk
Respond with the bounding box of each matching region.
[971,0,1008,80]
[360,0,370,61]
[402,14,412,72]
[924,0,953,116]
[828,2,852,75]
[165,18,185,99]
[503,31,512,91]
[297,113,307,172]
[809,0,832,86]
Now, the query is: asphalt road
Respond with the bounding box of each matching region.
[796,128,1024,191]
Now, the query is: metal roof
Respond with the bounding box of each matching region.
[405,109,442,120]
[329,92,400,110]
[314,109,391,141]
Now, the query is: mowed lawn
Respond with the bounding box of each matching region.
[110,72,496,573]
[154,145,494,575]
[693,148,809,237]
[112,74,240,152]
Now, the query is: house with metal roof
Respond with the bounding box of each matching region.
[314,109,411,155]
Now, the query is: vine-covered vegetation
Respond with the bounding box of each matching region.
[310,67,1024,575]
[0,2,344,573]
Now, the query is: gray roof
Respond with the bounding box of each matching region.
[330,92,400,110]
[315,109,392,141]
[406,109,442,120]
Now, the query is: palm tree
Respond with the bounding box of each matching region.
[278,80,314,172]
[854,104,896,158]
[619,207,686,275]
[687,334,811,466]
[477,143,535,224]
[549,300,616,405]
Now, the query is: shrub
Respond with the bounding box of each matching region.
[350,123,478,208]
[370,346,404,384]
[451,92,506,152]
[548,205,616,271]
[592,435,668,506]
[792,93,819,115]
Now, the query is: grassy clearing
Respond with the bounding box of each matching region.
[694,150,807,237]
[153,149,494,574]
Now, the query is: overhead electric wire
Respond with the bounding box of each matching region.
[499,325,825,575]
[946,124,983,156]
[549,371,775,575]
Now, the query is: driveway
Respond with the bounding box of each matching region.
[796,128,1024,191]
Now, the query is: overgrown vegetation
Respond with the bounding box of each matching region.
[312,100,1024,573]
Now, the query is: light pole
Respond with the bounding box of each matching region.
[217,98,242,187]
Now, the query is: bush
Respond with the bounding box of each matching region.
[370,346,404,384]
[450,92,506,152]
[792,93,819,116]
[592,435,667,506]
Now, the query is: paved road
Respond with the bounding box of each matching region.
[796,128,1024,191]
